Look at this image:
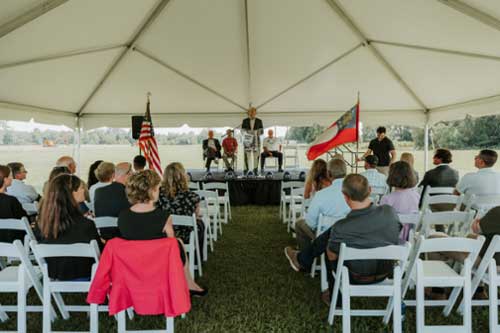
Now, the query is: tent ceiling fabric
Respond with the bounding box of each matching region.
[0,0,499,130]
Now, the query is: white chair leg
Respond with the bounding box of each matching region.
[443,286,461,316]
[17,285,26,333]
[341,269,351,333]
[117,310,126,333]
[393,267,402,333]
[167,317,174,332]
[320,255,328,292]
[489,260,498,333]
[310,258,317,278]
[43,280,52,333]
[463,261,472,333]
[53,291,69,320]
[0,304,9,322]
[416,261,425,333]
[90,303,98,333]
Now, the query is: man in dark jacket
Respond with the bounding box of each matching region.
[241,107,263,174]
[202,130,222,172]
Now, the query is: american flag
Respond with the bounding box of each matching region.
[138,97,162,175]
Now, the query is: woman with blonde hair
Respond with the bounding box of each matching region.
[304,159,331,199]
[400,152,419,183]
[158,162,204,250]
[118,170,206,296]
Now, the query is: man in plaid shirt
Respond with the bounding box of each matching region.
[360,155,387,193]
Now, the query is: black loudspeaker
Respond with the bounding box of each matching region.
[131,116,144,140]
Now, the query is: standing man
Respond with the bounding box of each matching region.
[6,162,40,204]
[202,130,221,172]
[133,155,147,172]
[359,126,396,176]
[242,107,263,174]
[261,129,283,172]
[222,129,238,172]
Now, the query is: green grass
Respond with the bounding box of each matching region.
[0,206,491,332]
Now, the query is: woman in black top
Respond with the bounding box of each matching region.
[118,170,206,295]
[0,165,28,243]
[157,162,205,250]
[37,174,103,281]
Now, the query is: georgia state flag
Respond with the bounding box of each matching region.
[306,103,359,161]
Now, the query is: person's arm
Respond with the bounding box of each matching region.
[24,184,40,202]
[304,181,313,199]
[471,218,482,234]
[216,139,221,152]
[12,197,28,218]
[163,215,175,238]
[326,247,338,261]
[304,197,320,229]
[389,150,396,164]
[202,140,208,151]
[358,148,372,161]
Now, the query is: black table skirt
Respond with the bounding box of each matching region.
[227,180,281,206]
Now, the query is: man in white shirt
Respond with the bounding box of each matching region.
[294,159,351,250]
[6,162,40,204]
[56,156,77,174]
[456,149,500,196]
[360,155,387,193]
[260,129,283,172]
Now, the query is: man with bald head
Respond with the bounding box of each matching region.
[94,162,132,239]
[202,130,222,172]
[242,107,263,174]
[56,156,77,174]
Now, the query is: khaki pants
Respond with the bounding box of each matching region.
[244,150,259,172]
[376,166,390,176]
[222,153,237,170]
[427,233,481,268]
[295,219,316,251]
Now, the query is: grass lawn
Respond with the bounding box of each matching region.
[0,206,492,332]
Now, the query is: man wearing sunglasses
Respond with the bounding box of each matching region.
[6,162,40,204]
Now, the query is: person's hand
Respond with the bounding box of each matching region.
[356,157,364,162]
[471,218,482,234]
[268,151,273,157]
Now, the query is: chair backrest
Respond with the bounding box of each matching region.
[195,189,218,200]
[171,214,196,228]
[281,181,305,191]
[425,186,455,195]
[22,202,38,215]
[468,235,500,298]
[425,194,464,210]
[397,212,421,226]
[93,216,118,229]
[417,210,475,236]
[188,182,200,190]
[203,182,229,192]
[0,217,37,252]
[340,243,410,263]
[464,193,500,217]
[0,240,24,258]
[30,240,100,265]
[291,187,305,197]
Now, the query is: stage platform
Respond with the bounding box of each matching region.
[187,168,307,206]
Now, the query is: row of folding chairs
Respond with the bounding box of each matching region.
[0,216,183,332]
[189,181,232,224]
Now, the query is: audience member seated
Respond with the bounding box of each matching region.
[456,149,500,196]
[42,166,71,195]
[118,170,206,296]
[294,159,350,250]
[6,162,40,204]
[260,129,283,172]
[202,130,221,172]
[56,156,77,174]
[360,155,387,193]
[285,174,400,304]
[222,129,238,172]
[304,159,331,199]
[0,165,28,243]
[87,160,103,189]
[36,174,103,281]
[133,155,146,172]
[88,162,114,211]
[380,161,419,241]
[94,162,132,240]
[418,148,459,209]
[157,162,205,252]
[400,152,419,184]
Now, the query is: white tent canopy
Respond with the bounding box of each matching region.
[1,0,500,130]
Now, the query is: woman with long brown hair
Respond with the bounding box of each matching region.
[0,165,28,242]
[37,174,103,280]
[304,159,331,199]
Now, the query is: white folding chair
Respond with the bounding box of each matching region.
[370,186,387,205]
[30,240,101,333]
[188,182,200,191]
[288,187,305,233]
[21,202,38,216]
[420,186,456,210]
[310,214,343,291]
[196,190,220,242]
[171,214,202,277]
[280,181,304,224]
[397,212,421,244]
[416,210,475,238]
[455,235,500,332]
[116,310,173,333]
[263,156,278,170]
[0,239,60,333]
[464,193,500,219]
[203,182,232,224]
[328,244,410,333]
[394,236,484,332]
[421,194,464,213]
[0,217,37,257]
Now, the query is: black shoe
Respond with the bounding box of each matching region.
[190,288,208,297]
[253,168,258,174]
[278,168,284,172]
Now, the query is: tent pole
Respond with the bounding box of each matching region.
[73,117,81,176]
[424,122,429,173]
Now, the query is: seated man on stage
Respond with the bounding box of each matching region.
[260,129,283,172]
[222,129,238,172]
[202,130,221,172]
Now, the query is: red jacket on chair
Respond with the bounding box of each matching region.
[86,237,191,316]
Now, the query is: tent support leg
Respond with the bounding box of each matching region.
[424,122,429,173]
[73,117,81,176]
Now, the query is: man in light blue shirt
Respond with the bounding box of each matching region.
[360,155,387,193]
[6,162,40,204]
[295,159,351,250]
[456,149,500,196]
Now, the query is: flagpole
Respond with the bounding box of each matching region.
[355,91,360,174]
